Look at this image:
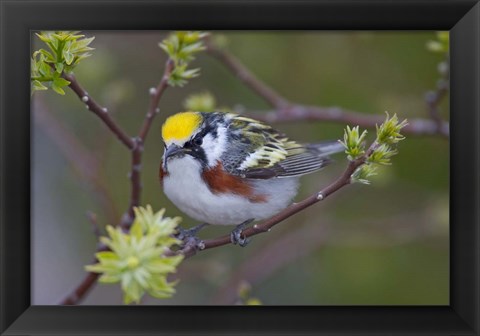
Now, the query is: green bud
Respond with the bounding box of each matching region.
[159,31,206,87]
[31,31,95,95]
[184,92,217,112]
[126,256,140,269]
[210,34,229,49]
[31,80,48,92]
[426,41,444,52]
[85,206,184,304]
[238,281,252,300]
[245,298,262,305]
[340,125,368,161]
[367,144,398,165]
[426,31,449,53]
[351,164,377,185]
[376,112,408,145]
[236,281,262,305]
[168,64,200,87]
[343,112,406,185]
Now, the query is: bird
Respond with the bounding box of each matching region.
[159,111,344,246]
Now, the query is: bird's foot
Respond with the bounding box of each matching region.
[175,223,208,250]
[175,223,208,240]
[230,219,254,247]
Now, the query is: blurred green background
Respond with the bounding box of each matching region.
[32,31,449,305]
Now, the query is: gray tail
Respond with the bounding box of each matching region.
[307,140,345,157]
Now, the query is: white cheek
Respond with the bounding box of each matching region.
[202,127,226,166]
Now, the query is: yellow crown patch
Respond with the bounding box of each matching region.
[162,112,202,142]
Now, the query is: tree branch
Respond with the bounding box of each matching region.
[122,58,174,229]
[60,271,99,305]
[139,59,174,142]
[60,242,110,305]
[246,106,449,137]
[206,41,289,109]
[63,73,135,149]
[206,42,449,138]
[123,136,143,229]
[86,211,102,239]
[60,57,174,304]
[425,56,449,137]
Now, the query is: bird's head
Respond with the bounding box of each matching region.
[161,111,228,171]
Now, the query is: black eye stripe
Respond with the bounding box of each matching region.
[184,134,204,149]
[193,136,203,146]
[188,145,207,167]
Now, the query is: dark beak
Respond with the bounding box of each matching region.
[162,144,185,171]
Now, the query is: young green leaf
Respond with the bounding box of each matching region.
[343,112,407,184]
[85,206,184,304]
[376,112,408,145]
[31,31,95,95]
[339,125,368,161]
[159,31,207,87]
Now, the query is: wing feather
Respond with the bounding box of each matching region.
[225,114,343,179]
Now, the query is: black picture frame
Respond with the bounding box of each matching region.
[1,0,479,335]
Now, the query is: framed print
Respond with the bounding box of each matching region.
[1,0,479,335]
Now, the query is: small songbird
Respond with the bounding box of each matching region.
[160,111,343,246]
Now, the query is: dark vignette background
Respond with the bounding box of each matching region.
[1,0,479,335]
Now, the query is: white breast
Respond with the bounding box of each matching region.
[163,156,299,225]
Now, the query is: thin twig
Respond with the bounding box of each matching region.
[122,136,143,230]
[61,58,174,304]
[60,243,110,305]
[61,271,99,305]
[61,216,109,305]
[207,42,449,138]
[206,41,289,109]
[138,59,174,142]
[63,73,134,149]
[246,106,449,138]
[425,56,449,136]
[86,211,102,239]
[121,58,174,229]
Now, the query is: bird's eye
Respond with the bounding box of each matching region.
[193,136,203,146]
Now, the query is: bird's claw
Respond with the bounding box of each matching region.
[230,228,249,247]
[230,219,254,247]
[174,227,189,241]
[174,223,208,250]
[175,223,207,240]
[183,235,206,250]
